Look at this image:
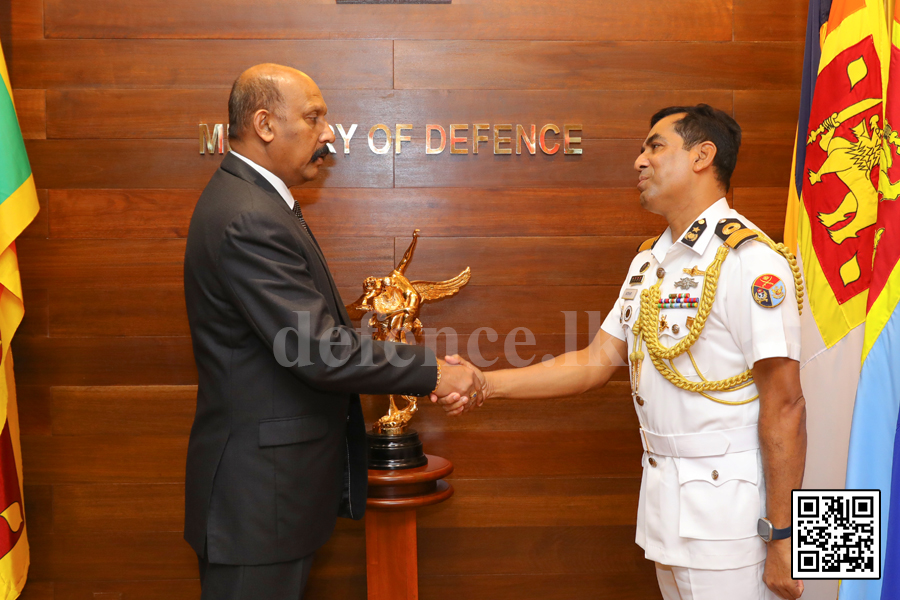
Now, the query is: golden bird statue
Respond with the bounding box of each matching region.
[346,229,471,434]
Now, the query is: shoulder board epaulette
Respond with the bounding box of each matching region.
[636,235,660,253]
[714,218,758,249]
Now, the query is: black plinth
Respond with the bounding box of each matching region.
[367,430,428,470]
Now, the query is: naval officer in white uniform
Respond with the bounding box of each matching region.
[434,104,806,600]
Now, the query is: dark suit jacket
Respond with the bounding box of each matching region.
[183,153,437,565]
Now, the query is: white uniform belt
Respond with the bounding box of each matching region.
[640,424,759,458]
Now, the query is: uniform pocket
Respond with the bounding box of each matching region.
[258,415,328,447]
[676,450,760,540]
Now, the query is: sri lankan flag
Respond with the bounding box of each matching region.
[784,0,888,594]
[0,42,39,599]
[845,0,900,596]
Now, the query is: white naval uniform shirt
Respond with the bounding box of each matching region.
[600,198,801,570]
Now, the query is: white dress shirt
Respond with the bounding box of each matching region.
[230,151,296,210]
[600,198,801,570]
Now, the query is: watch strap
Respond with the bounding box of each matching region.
[758,517,792,542]
[771,524,792,541]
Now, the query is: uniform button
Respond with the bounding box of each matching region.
[636,395,645,406]
[672,324,680,335]
[656,267,666,279]
[711,470,719,480]
[648,457,657,467]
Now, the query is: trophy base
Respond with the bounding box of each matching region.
[367,429,428,470]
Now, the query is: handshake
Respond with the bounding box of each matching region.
[429,355,488,417]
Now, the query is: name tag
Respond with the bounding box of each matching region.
[622,288,637,300]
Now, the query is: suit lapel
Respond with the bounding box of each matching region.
[220,153,351,327]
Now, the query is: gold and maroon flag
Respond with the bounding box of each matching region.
[798,0,888,346]
[0,40,39,599]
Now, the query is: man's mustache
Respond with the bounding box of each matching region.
[310,146,330,163]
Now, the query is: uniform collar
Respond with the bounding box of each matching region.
[651,198,731,263]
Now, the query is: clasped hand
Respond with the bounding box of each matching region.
[429,355,487,416]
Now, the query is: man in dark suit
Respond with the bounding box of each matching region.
[183,63,478,600]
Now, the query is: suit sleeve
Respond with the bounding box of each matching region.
[218,209,438,395]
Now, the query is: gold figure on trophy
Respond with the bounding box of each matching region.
[346,229,471,435]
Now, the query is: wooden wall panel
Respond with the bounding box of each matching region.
[363,383,637,434]
[25,139,790,190]
[43,0,733,41]
[49,190,198,239]
[25,140,392,189]
[416,572,659,600]
[11,336,197,386]
[734,90,800,143]
[401,236,648,286]
[16,237,394,289]
[21,435,189,484]
[732,187,790,243]
[13,89,46,139]
[9,1,808,598]
[10,0,44,41]
[17,386,52,436]
[17,288,48,337]
[394,41,803,91]
[10,40,393,89]
[45,89,734,140]
[20,189,49,239]
[50,188,667,239]
[17,582,53,600]
[734,0,807,42]
[53,483,185,533]
[51,386,196,436]
[50,285,189,337]
[55,581,199,600]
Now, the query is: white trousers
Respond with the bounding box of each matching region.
[656,561,779,600]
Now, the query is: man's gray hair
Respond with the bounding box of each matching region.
[228,72,286,141]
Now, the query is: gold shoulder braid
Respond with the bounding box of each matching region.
[628,228,803,406]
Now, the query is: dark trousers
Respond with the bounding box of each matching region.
[197,553,314,600]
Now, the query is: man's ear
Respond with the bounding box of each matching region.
[692,141,717,174]
[251,109,276,143]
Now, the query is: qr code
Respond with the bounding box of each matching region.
[792,490,880,579]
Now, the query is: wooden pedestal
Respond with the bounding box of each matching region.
[365,454,454,600]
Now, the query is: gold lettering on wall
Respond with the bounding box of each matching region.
[197,122,583,157]
[199,124,229,154]
[516,124,536,155]
[493,124,513,155]
[368,124,392,154]
[426,124,447,154]
[450,124,468,155]
[539,124,560,155]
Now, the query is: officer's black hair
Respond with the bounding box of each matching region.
[650,104,742,192]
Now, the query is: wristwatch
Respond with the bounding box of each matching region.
[757,517,791,542]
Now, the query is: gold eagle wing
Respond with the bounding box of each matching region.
[411,267,471,302]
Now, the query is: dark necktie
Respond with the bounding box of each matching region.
[292,201,311,234]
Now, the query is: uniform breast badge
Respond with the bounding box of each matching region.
[630,275,644,285]
[657,293,698,309]
[674,276,698,290]
[683,266,706,277]
[640,262,650,273]
[751,274,786,308]
[658,314,669,333]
